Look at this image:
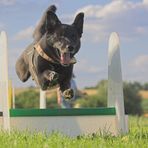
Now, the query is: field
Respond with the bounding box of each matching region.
[0,116,147,148]
[139,90,148,116]
[139,90,148,99]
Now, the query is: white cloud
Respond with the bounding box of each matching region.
[0,0,16,5]
[76,1,131,19]
[75,59,105,74]
[135,25,148,36]
[74,0,148,42]
[14,26,34,41]
[130,55,148,68]
[123,54,148,82]
[143,0,148,5]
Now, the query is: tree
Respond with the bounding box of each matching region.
[143,83,148,90]
[75,80,143,115]
[74,80,107,108]
[123,82,143,115]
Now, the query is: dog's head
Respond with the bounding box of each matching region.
[45,11,84,66]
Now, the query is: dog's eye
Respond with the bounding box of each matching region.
[68,46,74,52]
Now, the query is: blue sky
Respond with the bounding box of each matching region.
[0,0,148,88]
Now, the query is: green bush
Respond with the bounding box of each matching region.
[141,99,148,113]
[15,89,39,108]
[123,82,143,115]
[15,89,60,109]
[74,95,106,108]
[46,92,60,108]
[75,80,143,115]
[74,80,107,108]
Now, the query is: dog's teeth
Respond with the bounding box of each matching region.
[70,57,77,64]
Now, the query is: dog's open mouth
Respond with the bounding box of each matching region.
[61,52,77,66]
[60,52,71,65]
[56,49,77,66]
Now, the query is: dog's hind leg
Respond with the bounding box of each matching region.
[15,55,30,82]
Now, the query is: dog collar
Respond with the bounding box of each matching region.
[34,44,77,65]
[34,44,58,64]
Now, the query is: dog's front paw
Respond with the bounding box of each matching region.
[62,88,74,100]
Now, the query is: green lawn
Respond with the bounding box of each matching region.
[0,116,147,148]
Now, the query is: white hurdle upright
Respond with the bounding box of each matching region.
[0,30,128,136]
[0,31,10,130]
[108,32,128,134]
[39,89,46,109]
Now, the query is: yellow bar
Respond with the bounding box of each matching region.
[8,80,12,109]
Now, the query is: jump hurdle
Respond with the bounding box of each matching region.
[0,31,128,136]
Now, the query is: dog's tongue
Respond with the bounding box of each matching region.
[60,53,71,65]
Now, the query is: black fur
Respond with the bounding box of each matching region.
[15,5,84,99]
[33,5,57,42]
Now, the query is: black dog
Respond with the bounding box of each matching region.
[15,5,84,99]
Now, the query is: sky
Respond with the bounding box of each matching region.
[0,0,148,88]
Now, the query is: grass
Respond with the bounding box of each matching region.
[0,116,147,148]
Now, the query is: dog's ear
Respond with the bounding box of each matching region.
[46,11,61,32]
[72,13,84,37]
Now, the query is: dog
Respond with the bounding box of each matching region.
[15,5,84,100]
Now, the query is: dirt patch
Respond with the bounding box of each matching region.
[139,90,148,99]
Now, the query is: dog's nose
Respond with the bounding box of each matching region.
[68,46,74,52]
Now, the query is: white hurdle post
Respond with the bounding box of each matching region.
[39,89,46,109]
[108,32,127,134]
[0,31,10,130]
